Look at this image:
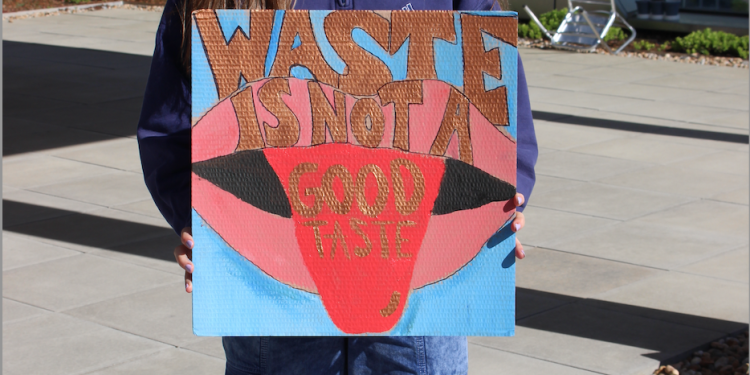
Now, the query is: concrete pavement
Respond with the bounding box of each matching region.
[3,8,749,375]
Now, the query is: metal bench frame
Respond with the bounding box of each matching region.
[523,0,636,54]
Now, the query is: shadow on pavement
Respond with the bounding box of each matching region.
[5,199,747,364]
[533,110,750,144]
[3,41,152,156]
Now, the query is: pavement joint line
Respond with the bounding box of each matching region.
[468,341,610,375]
[75,349,170,375]
[57,280,183,317]
[515,299,579,322]
[108,205,166,220]
[519,220,624,248]
[671,269,750,285]
[528,181,704,221]
[524,203,628,223]
[37,30,157,43]
[561,146,718,167]
[584,267,746,310]
[53,155,140,174]
[1,250,82,272]
[2,295,58,315]
[180,343,226,360]
[21,175,136,197]
[24,265,180,313]
[82,248,179,275]
[531,245,671,272]
[668,242,749,269]
[590,178,746,201]
[703,197,750,207]
[616,196,743,228]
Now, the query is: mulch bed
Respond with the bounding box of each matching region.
[653,330,749,375]
[519,38,749,68]
[2,0,164,13]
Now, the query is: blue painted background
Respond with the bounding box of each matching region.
[193,209,516,336]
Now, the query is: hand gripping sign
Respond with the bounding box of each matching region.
[191,10,518,336]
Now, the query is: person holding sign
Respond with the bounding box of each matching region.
[138,0,538,373]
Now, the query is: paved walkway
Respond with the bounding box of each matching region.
[3,8,748,375]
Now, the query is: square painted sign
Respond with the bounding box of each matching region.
[191,9,518,336]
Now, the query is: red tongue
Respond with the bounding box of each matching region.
[264,144,444,334]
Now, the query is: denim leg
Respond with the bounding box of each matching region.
[423,337,468,375]
[348,336,467,375]
[223,336,347,375]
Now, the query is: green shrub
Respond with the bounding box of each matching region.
[66,0,91,3]
[519,10,629,43]
[603,27,627,42]
[518,23,543,39]
[538,8,568,31]
[671,28,749,59]
[633,40,656,51]
[518,8,568,39]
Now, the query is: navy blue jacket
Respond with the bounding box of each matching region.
[137,0,538,234]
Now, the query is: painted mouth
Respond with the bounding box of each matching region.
[191,77,517,333]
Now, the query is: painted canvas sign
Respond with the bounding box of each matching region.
[191,9,518,336]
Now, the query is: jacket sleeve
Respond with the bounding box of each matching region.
[515,57,538,212]
[137,0,192,234]
[455,0,539,211]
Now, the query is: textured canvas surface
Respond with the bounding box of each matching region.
[191,9,518,336]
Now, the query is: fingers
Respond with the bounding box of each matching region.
[511,195,526,260]
[176,227,194,293]
[515,237,525,259]
[181,227,193,249]
[174,243,193,271]
[185,271,193,293]
[512,211,525,233]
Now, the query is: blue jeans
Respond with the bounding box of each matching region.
[223,336,468,375]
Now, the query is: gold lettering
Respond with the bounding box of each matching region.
[302,220,328,258]
[289,163,322,217]
[194,11,274,99]
[461,14,515,126]
[350,98,385,148]
[390,12,455,80]
[258,78,300,147]
[270,11,338,87]
[379,291,401,317]
[231,89,265,151]
[308,81,347,145]
[395,221,416,258]
[324,11,392,96]
[390,159,425,216]
[355,164,388,217]
[321,164,354,215]
[372,221,394,258]
[323,221,350,259]
[429,88,473,164]
[378,81,423,151]
[350,218,372,257]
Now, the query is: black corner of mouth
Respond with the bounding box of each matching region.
[432,158,515,215]
[192,150,293,218]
